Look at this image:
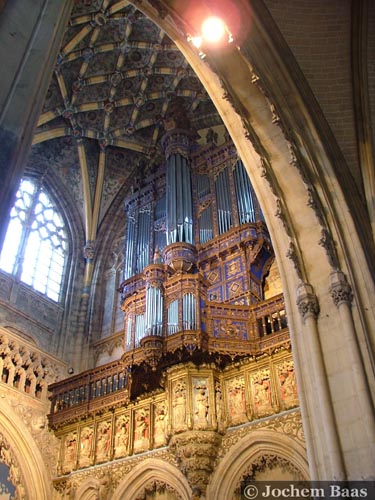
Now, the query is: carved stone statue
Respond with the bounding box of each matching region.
[154,402,167,446]
[172,380,187,430]
[194,383,209,428]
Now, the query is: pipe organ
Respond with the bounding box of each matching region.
[119,104,272,370]
[48,120,293,492]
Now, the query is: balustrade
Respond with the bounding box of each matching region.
[49,293,288,424]
[48,361,131,427]
[0,327,66,402]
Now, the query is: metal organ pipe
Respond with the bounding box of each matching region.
[135,314,145,347]
[234,160,256,223]
[168,300,179,335]
[125,316,133,351]
[124,215,135,279]
[183,293,196,330]
[199,205,213,243]
[166,154,193,244]
[145,285,163,336]
[215,168,232,234]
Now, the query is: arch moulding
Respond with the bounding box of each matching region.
[207,429,309,500]
[0,404,51,500]
[111,457,192,500]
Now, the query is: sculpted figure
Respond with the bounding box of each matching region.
[194,384,209,427]
[114,415,130,457]
[96,421,111,462]
[172,381,186,429]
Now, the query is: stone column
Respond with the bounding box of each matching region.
[296,282,346,480]
[329,270,375,443]
[0,0,73,251]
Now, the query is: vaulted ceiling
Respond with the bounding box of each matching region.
[28,0,223,236]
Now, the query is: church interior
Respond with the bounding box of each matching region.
[0,1,374,499]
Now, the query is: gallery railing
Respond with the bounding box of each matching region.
[48,293,289,426]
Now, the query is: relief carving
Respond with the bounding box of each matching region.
[114,414,130,458]
[153,402,168,447]
[79,426,93,468]
[227,376,247,424]
[276,361,298,409]
[62,431,77,474]
[0,431,26,499]
[172,380,187,431]
[96,421,112,463]
[133,408,150,452]
[193,380,209,429]
[251,370,273,418]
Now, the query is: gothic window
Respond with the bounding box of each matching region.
[0,178,68,302]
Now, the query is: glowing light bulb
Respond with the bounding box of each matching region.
[190,35,202,49]
[201,16,226,44]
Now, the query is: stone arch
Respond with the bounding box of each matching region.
[75,476,110,500]
[0,404,51,499]
[111,458,191,500]
[129,0,375,481]
[207,429,309,500]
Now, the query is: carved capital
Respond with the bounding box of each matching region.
[169,431,221,495]
[84,240,96,261]
[296,283,319,321]
[329,270,353,307]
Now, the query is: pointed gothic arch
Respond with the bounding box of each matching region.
[207,428,309,499]
[0,405,51,499]
[120,0,375,481]
[111,458,191,500]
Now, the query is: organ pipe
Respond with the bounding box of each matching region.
[199,204,213,243]
[215,168,232,234]
[183,293,196,330]
[168,300,179,335]
[136,209,151,272]
[145,285,163,336]
[135,314,145,347]
[234,161,255,223]
[166,154,193,245]
[125,316,133,351]
[124,215,136,279]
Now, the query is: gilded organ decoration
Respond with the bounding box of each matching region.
[96,421,112,463]
[79,426,93,468]
[251,370,273,417]
[172,380,187,431]
[193,379,209,429]
[227,376,247,424]
[114,414,130,458]
[276,360,298,409]
[133,408,150,452]
[153,402,168,447]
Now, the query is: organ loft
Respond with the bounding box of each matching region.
[47,101,302,498]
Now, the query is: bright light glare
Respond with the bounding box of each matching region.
[190,35,202,49]
[201,17,226,44]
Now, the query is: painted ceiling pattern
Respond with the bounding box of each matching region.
[30,0,222,234]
